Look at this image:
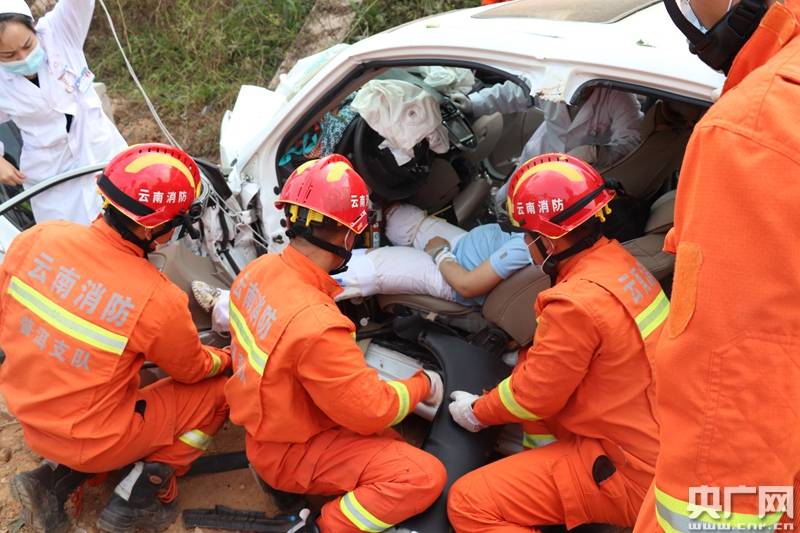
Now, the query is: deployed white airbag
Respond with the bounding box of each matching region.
[351,80,449,165]
[411,66,475,95]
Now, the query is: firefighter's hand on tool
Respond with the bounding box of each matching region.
[422,369,443,407]
[451,93,473,115]
[0,158,25,186]
[448,391,485,432]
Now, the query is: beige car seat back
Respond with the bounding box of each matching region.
[601,100,700,201]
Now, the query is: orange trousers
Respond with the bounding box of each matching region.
[248,428,447,533]
[448,437,652,532]
[21,376,229,476]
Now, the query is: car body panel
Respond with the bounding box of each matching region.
[221,2,722,255]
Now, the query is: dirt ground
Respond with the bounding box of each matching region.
[0,396,277,533]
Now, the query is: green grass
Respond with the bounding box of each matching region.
[83,0,479,159]
[347,0,478,42]
[84,0,315,158]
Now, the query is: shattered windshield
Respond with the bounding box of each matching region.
[473,0,660,23]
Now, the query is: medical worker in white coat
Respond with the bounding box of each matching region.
[0,0,127,224]
[453,80,644,208]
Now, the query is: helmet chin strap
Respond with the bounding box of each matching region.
[104,207,196,257]
[537,228,602,285]
[288,225,353,275]
[664,0,768,73]
[104,208,154,257]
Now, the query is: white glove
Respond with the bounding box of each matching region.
[422,369,443,407]
[450,92,473,115]
[448,391,486,432]
[566,144,598,164]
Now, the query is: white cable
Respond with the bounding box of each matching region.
[96,1,275,252]
[96,0,182,149]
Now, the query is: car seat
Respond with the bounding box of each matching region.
[378,190,676,346]
[600,100,701,202]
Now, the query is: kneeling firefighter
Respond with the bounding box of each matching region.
[0,144,231,533]
[446,154,667,532]
[224,154,446,533]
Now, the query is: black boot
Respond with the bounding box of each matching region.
[96,462,179,533]
[249,465,307,514]
[10,462,89,533]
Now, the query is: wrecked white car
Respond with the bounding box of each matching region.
[0,0,724,530]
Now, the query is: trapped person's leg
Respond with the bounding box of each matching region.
[385,204,467,249]
[334,246,458,301]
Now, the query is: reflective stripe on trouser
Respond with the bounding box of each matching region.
[498,376,540,421]
[635,290,669,340]
[229,302,269,375]
[523,433,556,449]
[339,491,394,532]
[7,276,128,354]
[30,376,229,475]
[385,381,410,426]
[654,486,783,532]
[178,429,212,451]
[247,429,446,533]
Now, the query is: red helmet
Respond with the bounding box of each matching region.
[97,143,202,228]
[275,154,370,234]
[507,153,616,239]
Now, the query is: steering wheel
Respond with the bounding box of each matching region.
[351,115,433,202]
[351,95,479,202]
[439,96,478,152]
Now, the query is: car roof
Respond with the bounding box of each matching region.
[473,0,659,23]
[356,1,724,103]
[231,1,724,176]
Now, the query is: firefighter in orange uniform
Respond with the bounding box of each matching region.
[446,154,666,532]
[224,154,446,533]
[633,1,800,531]
[0,144,230,533]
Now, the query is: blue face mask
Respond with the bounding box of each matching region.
[0,43,46,77]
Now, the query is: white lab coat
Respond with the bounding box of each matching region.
[469,81,643,169]
[0,0,127,224]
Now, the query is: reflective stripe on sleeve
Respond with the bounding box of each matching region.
[229,302,269,376]
[207,350,222,377]
[339,491,393,532]
[178,429,212,451]
[498,376,540,421]
[636,290,670,339]
[522,433,556,449]
[654,486,782,533]
[7,276,128,355]
[385,381,410,427]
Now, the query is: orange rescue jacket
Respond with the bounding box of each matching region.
[474,237,665,472]
[0,219,230,463]
[654,0,800,524]
[225,245,430,445]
